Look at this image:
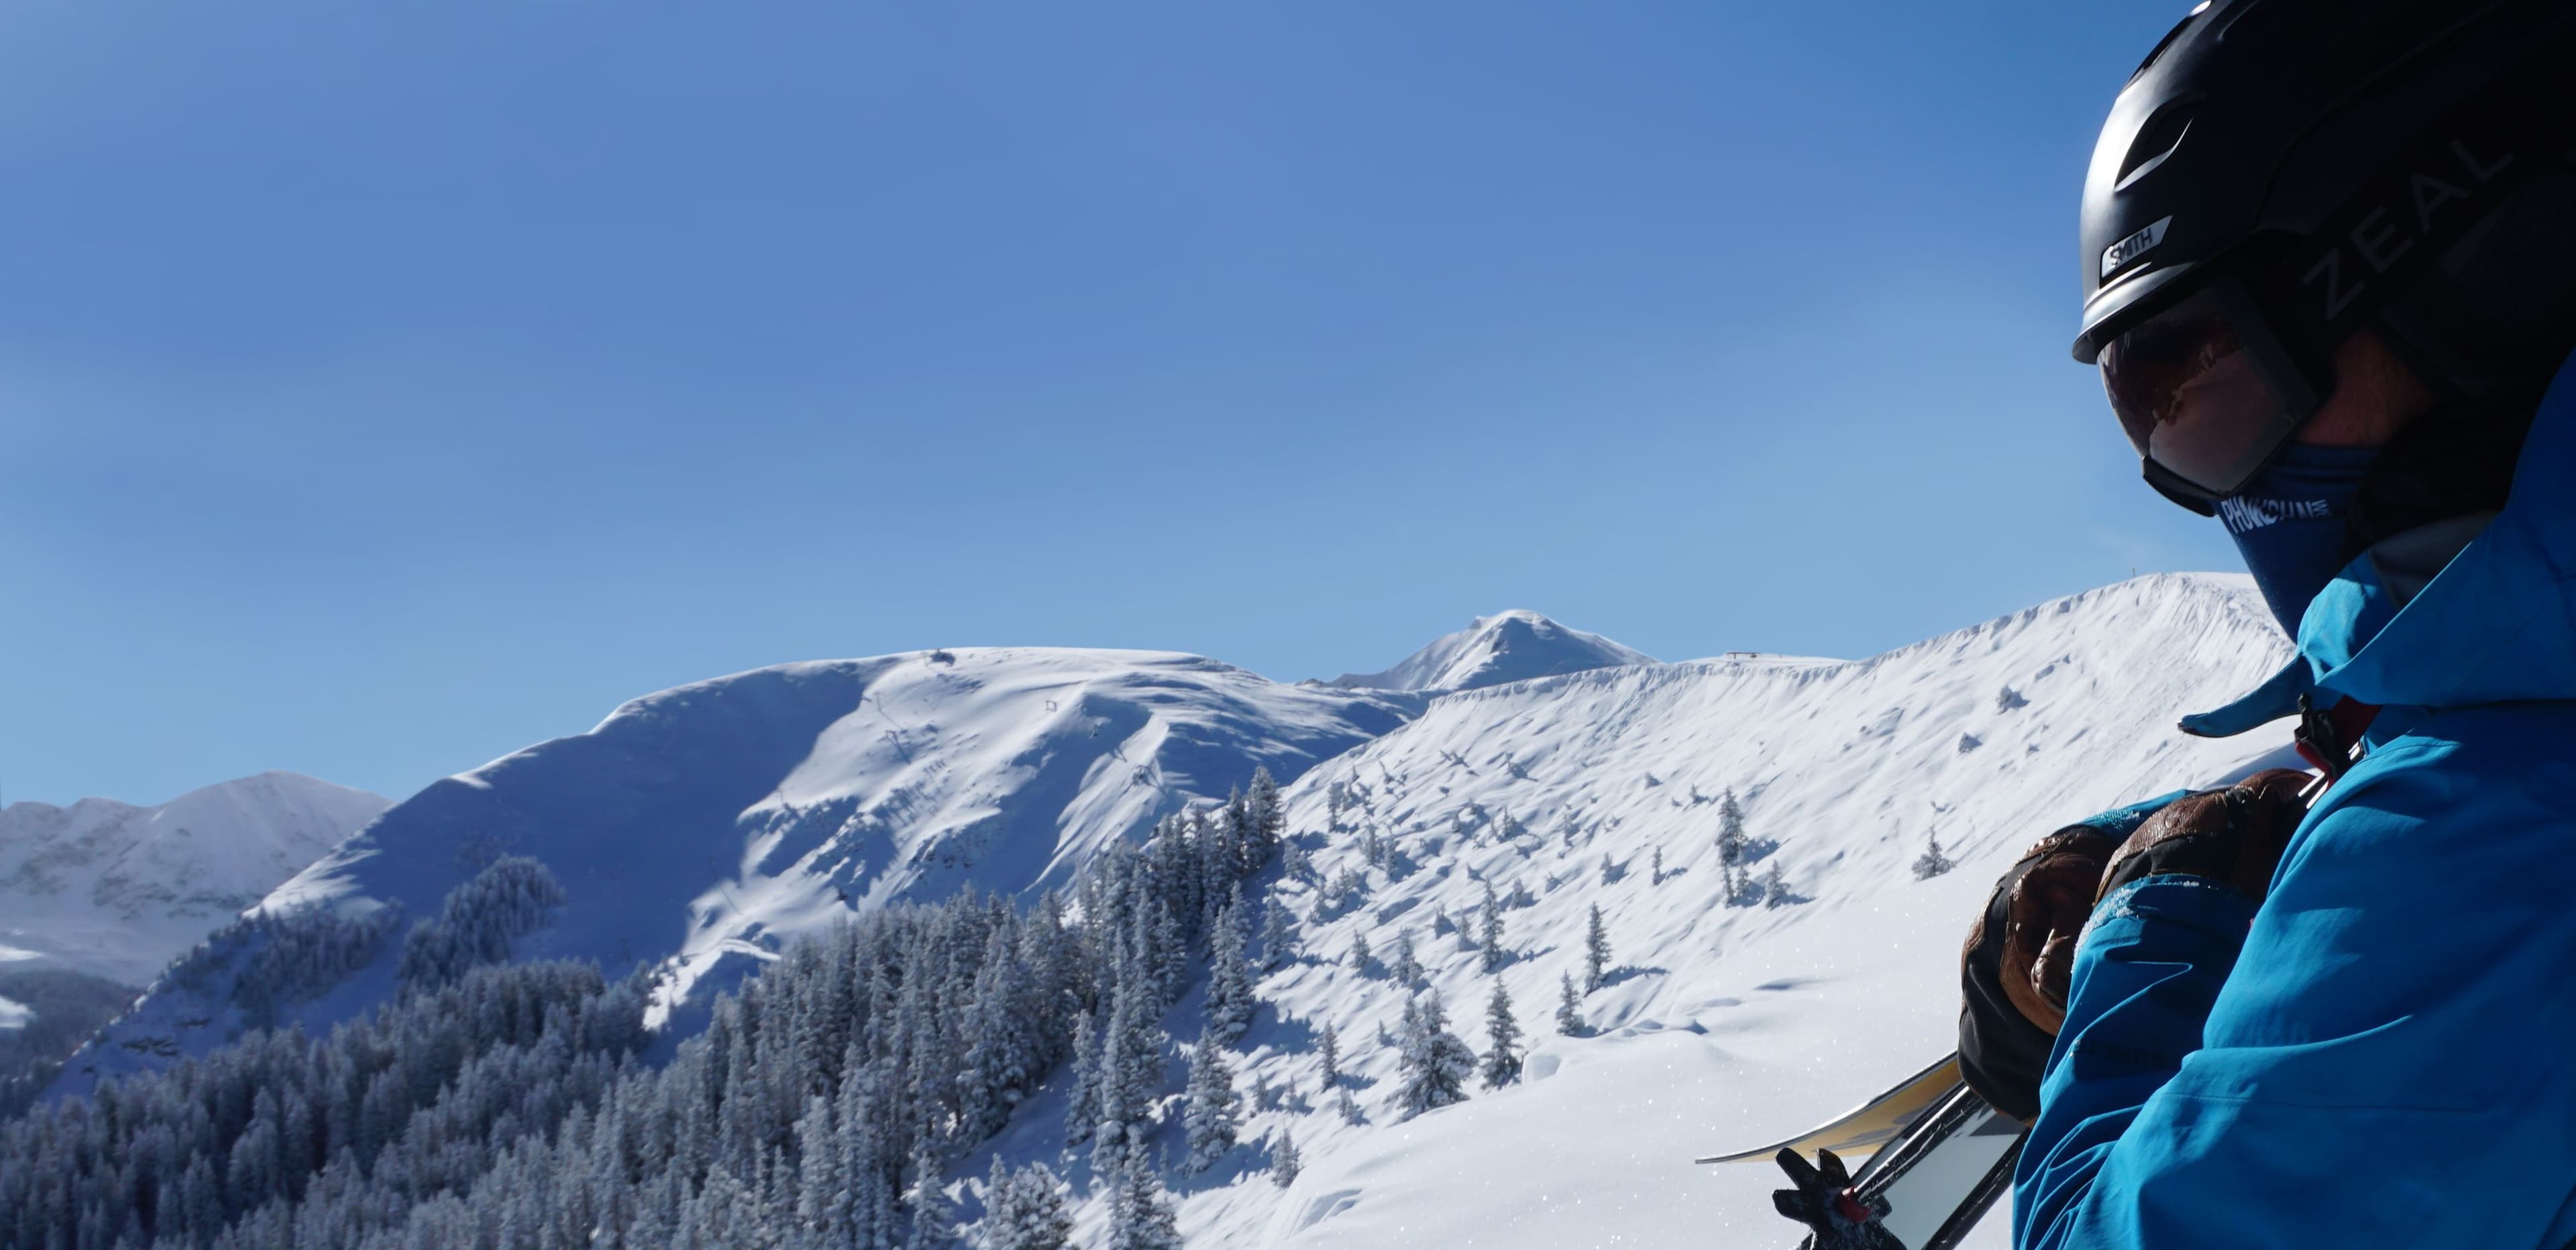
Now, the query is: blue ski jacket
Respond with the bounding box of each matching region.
[2015,353,2576,1249]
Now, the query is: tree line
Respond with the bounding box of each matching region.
[0,773,1297,1250]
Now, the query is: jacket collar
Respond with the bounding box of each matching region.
[2185,349,2576,734]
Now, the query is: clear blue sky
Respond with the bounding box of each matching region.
[1,1,2237,807]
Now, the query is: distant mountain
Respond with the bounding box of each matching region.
[0,771,390,986]
[60,649,1420,1092]
[1327,610,1656,693]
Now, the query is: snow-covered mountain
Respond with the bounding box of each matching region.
[30,577,2298,1249]
[0,771,390,987]
[1327,610,1656,693]
[59,649,1421,1092]
[961,574,2290,1249]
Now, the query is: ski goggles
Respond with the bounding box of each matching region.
[2098,279,2322,516]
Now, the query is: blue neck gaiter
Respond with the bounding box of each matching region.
[2218,443,2383,634]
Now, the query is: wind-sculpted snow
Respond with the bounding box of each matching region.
[0,772,389,988]
[57,649,1417,1095]
[1328,609,1657,693]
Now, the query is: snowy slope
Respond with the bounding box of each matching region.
[38,577,2296,1247]
[60,649,1420,1092]
[1329,610,1657,693]
[0,772,389,988]
[955,575,2291,1249]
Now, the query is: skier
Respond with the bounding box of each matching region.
[1955,2,2576,1246]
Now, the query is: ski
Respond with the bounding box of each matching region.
[1703,1052,2027,1249]
[1697,1052,1965,1165]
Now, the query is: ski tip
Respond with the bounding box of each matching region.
[1692,1052,1964,1166]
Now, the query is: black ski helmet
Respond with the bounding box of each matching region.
[2076,0,2576,511]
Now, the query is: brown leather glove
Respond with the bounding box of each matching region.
[1958,826,2119,1121]
[1959,771,2314,1121]
[2098,769,2311,904]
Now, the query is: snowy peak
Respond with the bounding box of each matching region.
[0,771,390,986]
[1329,610,1656,693]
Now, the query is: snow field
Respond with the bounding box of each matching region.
[1142,575,2288,1247]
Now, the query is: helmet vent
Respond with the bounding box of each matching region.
[2116,101,2198,188]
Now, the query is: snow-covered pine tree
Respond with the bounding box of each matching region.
[1252,1072,1277,1111]
[1651,844,1664,885]
[1599,851,1617,884]
[1393,929,1424,988]
[794,1094,841,1239]
[1479,880,1505,974]
[1244,766,1286,866]
[1104,1144,1183,1250]
[1204,889,1255,1047]
[1183,1026,1241,1172]
[1584,904,1611,992]
[1330,866,1367,908]
[1349,932,1374,974]
[983,1159,1071,1250]
[1197,804,1242,924]
[1393,992,1476,1120]
[1064,1010,1101,1147]
[1271,1130,1301,1188]
[1334,1084,1365,1125]
[959,926,1034,1144]
[1146,895,1190,1007]
[1259,897,1293,968]
[1764,860,1792,908]
[1556,972,1585,1035]
[1913,832,1955,880]
[1481,979,1523,1088]
[1718,787,1749,906]
[906,1135,953,1249]
[1091,976,1165,1177]
[1319,1021,1342,1090]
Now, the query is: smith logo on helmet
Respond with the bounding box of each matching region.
[2302,137,2519,322]
[2101,216,2172,280]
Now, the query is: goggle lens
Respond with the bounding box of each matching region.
[2099,286,2306,502]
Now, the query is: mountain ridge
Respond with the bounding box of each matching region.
[56,647,1423,1093]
